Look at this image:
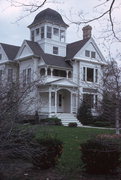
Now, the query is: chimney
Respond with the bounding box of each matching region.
[82,25,92,39]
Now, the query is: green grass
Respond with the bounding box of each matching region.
[35,126,114,174]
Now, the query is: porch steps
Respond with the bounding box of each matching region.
[56,113,82,127]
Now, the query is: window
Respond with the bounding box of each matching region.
[85,50,90,57]
[0,54,1,60]
[53,47,58,55]
[40,68,45,76]
[83,94,94,108]
[27,68,31,83]
[60,30,65,42]
[8,69,13,82]
[53,28,59,36]
[59,94,62,107]
[91,51,96,58]
[53,69,66,77]
[51,92,55,106]
[23,69,26,86]
[47,26,52,38]
[0,70,2,83]
[83,67,86,81]
[47,68,51,75]
[41,26,44,39]
[31,31,34,41]
[95,69,98,83]
[87,68,94,82]
[36,28,39,35]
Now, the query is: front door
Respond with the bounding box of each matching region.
[57,93,63,112]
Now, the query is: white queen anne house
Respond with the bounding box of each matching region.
[0,8,106,126]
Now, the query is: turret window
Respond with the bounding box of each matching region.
[60,30,65,42]
[36,28,39,35]
[31,31,34,41]
[41,27,44,39]
[53,28,59,36]
[53,47,58,55]
[47,26,52,39]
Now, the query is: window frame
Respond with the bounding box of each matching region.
[8,68,13,83]
[85,50,90,57]
[0,54,2,60]
[36,28,39,35]
[53,28,59,36]
[47,26,52,39]
[53,46,58,55]
[91,51,96,58]
[41,26,45,39]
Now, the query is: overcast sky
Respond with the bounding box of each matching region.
[0,0,121,60]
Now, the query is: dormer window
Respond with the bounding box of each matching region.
[0,54,2,60]
[85,50,90,57]
[60,30,65,42]
[36,28,39,35]
[47,26,52,39]
[91,51,96,58]
[41,26,44,39]
[53,47,58,55]
[53,28,59,36]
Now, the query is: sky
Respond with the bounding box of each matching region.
[0,0,121,60]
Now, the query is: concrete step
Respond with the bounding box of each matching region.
[56,113,82,127]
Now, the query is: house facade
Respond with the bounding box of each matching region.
[0,8,106,126]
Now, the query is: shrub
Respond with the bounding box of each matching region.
[80,134,121,174]
[41,117,62,126]
[77,102,94,125]
[31,137,63,169]
[68,122,77,127]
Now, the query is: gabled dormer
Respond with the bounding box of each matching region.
[28,8,69,57]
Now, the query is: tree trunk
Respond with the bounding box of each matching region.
[115,106,120,135]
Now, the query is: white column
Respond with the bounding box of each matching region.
[66,70,69,79]
[49,89,52,116]
[51,68,53,77]
[70,92,73,113]
[55,91,57,114]
[45,67,47,76]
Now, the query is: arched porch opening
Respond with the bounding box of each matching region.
[57,89,71,113]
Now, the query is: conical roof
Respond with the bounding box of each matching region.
[28,8,68,28]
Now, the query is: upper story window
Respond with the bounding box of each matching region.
[27,68,31,83]
[53,69,66,77]
[60,30,65,42]
[85,50,90,57]
[40,68,45,76]
[41,26,44,39]
[87,68,94,82]
[0,70,2,83]
[47,26,52,39]
[36,28,39,35]
[0,54,2,60]
[53,47,58,55]
[83,67,98,83]
[23,69,26,86]
[8,69,13,83]
[31,31,34,41]
[91,51,96,58]
[53,28,59,36]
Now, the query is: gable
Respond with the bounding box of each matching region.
[74,38,106,64]
[0,44,9,63]
[47,78,78,87]
[16,41,33,59]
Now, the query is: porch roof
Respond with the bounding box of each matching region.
[45,78,78,87]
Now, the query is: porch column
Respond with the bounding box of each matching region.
[71,92,73,113]
[66,70,69,79]
[49,89,52,116]
[55,91,57,114]
[51,68,53,77]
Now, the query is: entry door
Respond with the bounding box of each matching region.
[57,93,63,112]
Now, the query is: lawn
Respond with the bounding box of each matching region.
[35,126,114,176]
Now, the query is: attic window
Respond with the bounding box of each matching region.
[53,47,58,55]
[91,51,96,58]
[85,50,90,57]
[0,54,2,60]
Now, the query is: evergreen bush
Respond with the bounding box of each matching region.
[80,134,121,174]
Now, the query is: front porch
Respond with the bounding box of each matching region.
[38,87,78,116]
